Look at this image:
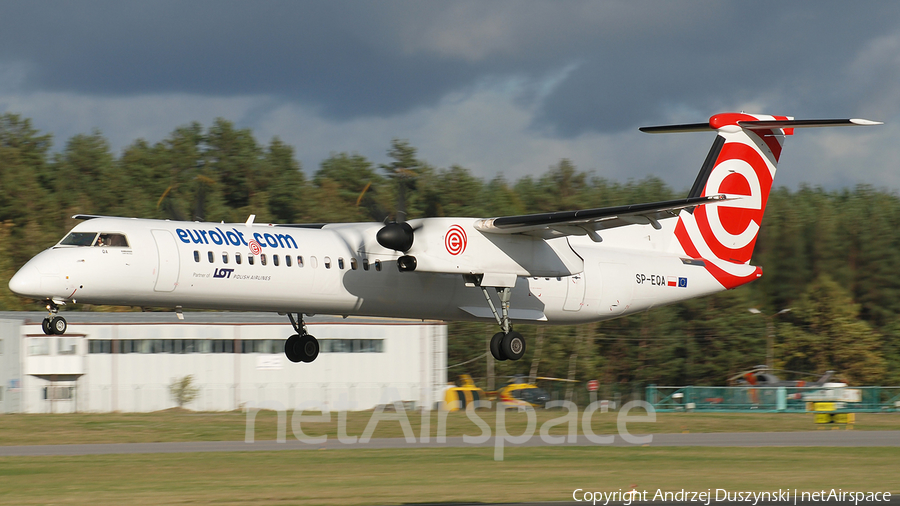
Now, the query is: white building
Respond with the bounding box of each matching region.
[0,312,446,413]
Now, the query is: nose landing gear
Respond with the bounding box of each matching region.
[41,300,67,335]
[284,313,319,363]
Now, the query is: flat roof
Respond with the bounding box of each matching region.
[0,311,444,326]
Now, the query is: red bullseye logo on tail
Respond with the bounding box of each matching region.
[445,225,467,255]
[695,142,772,264]
[249,239,262,255]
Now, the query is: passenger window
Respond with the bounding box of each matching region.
[310,256,318,268]
[350,258,358,270]
[261,254,267,266]
[194,251,200,263]
[362,258,369,271]
[273,254,279,267]
[324,257,331,269]
[208,251,214,263]
[248,255,255,265]
[374,260,382,271]
[222,252,228,264]
[297,256,304,267]
[338,258,344,269]
[235,253,242,265]
[285,255,292,267]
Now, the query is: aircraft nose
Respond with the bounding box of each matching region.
[8,263,42,298]
[9,253,64,299]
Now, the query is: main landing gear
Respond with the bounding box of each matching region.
[284,313,319,363]
[481,286,526,361]
[41,300,67,335]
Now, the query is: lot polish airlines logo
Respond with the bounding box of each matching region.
[445,225,467,255]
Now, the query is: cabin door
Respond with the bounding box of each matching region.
[152,229,180,292]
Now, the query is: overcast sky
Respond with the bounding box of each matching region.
[2,1,899,192]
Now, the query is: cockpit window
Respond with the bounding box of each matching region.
[94,233,129,247]
[60,232,98,246]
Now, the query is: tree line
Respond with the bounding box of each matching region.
[0,113,897,389]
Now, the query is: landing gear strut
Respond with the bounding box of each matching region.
[41,300,67,335]
[481,287,526,361]
[284,313,319,363]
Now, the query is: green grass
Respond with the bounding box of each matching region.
[0,447,897,505]
[1,410,899,446]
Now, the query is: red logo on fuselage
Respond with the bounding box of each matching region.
[249,239,262,256]
[445,225,467,255]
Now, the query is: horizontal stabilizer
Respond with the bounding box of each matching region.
[641,116,882,134]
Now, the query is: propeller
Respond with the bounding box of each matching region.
[375,166,420,253]
[376,222,415,252]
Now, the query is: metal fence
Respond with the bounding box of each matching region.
[646,385,900,413]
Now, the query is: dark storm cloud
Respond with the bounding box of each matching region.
[2,1,899,135]
[534,3,900,134]
[0,1,536,119]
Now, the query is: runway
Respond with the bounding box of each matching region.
[2,430,899,457]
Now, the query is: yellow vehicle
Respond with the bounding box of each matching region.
[443,374,486,411]
[496,376,551,408]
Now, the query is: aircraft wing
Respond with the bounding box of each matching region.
[473,195,726,240]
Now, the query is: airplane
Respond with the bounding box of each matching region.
[8,113,881,365]
[730,366,836,388]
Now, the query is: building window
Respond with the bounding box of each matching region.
[29,338,50,356]
[58,338,78,355]
[194,251,200,262]
[88,339,111,354]
[208,251,214,263]
[319,339,384,353]
[235,253,242,265]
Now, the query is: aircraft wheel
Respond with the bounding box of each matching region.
[284,334,302,363]
[297,334,319,363]
[490,332,508,361]
[42,318,53,335]
[50,316,67,335]
[501,331,525,361]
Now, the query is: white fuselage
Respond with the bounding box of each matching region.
[9,217,727,325]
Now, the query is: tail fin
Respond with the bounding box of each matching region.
[643,113,881,289]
